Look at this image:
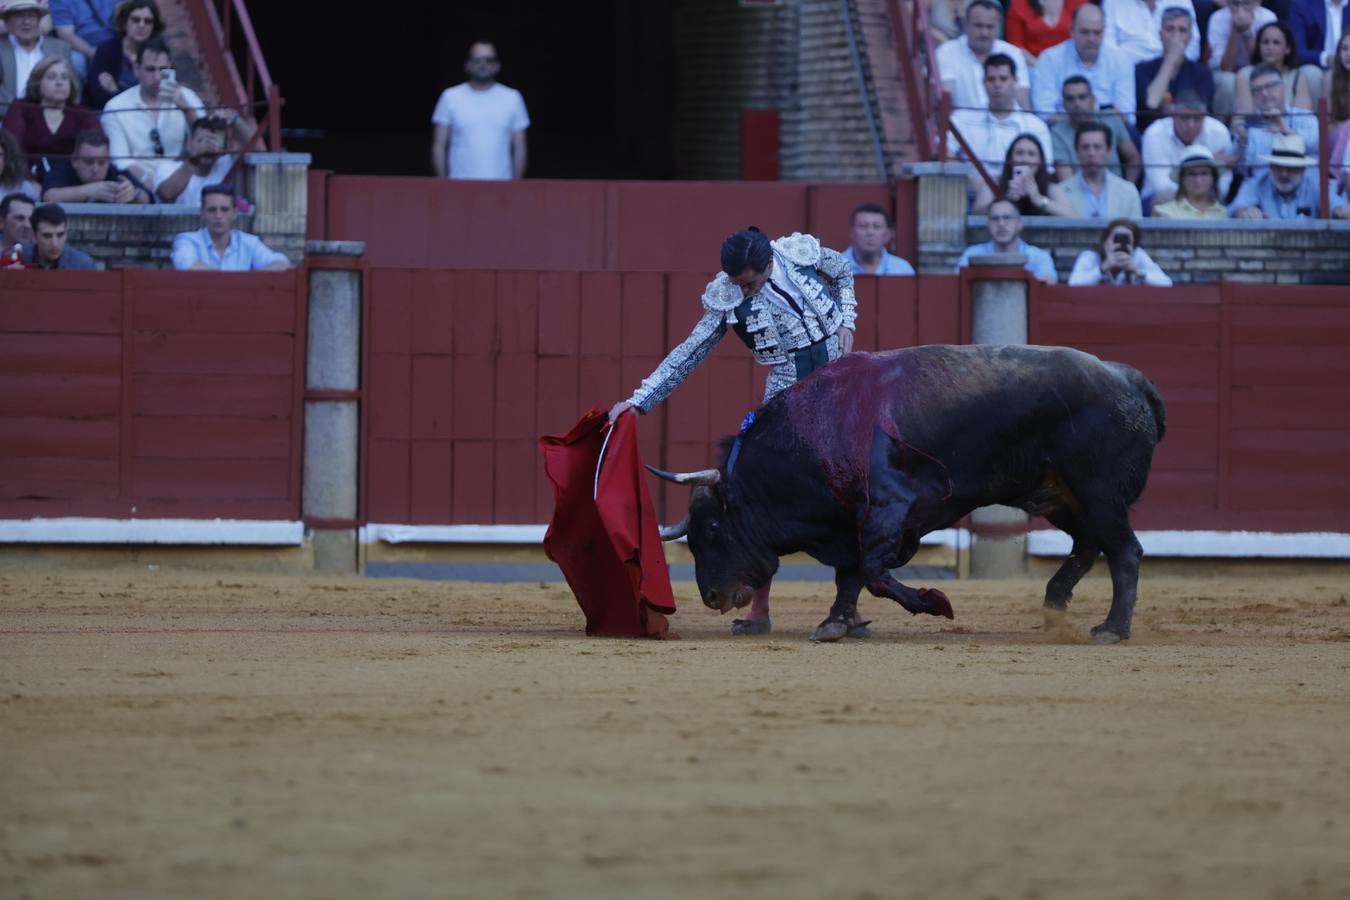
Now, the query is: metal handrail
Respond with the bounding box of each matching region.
[886,0,936,162]
[184,0,282,154]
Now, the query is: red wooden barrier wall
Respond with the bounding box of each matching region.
[1030,281,1350,532]
[5,268,1347,534]
[362,271,962,524]
[319,178,915,273]
[0,270,305,520]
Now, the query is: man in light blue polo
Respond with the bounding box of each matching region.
[1032,4,1136,119]
[171,183,292,271]
[956,197,1059,284]
[842,203,914,276]
[1228,133,1327,219]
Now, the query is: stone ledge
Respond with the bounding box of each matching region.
[954,216,1350,284]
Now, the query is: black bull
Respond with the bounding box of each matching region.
[651,344,1166,643]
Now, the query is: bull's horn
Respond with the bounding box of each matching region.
[645,465,721,486]
[658,517,689,542]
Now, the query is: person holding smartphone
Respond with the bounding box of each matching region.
[1067,218,1173,285]
[99,35,205,187]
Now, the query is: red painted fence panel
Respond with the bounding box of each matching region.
[0,270,304,520]
[7,266,1349,536]
[320,178,923,273]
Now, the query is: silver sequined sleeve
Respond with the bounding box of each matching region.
[816,246,858,330]
[626,309,728,414]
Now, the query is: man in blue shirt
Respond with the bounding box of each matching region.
[1229,133,1325,219]
[1235,64,1320,177]
[842,203,915,275]
[171,183,292,271]
[48,0,118,79]
[956,197,1059,283]
[1032,4,1136,119]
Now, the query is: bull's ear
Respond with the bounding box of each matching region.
[645,465,721,486]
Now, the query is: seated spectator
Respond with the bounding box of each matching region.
[1,56,99,177]
[19,201,95,268]
[1234,63,1320,177]
[1208,0,1276,117]
[1152,146,1228,218]
[1135,8,1213,133]
[956,196,1059,283]
[842,202,914,275]
[48,0,117,81]
[1,190,36,266]
[973,132,1076,216]
[1068,218,1173,285]
[1234,23,1319,116]
[1005,0,1089,61]
[948,54,1055,185]
[1032,5,1136,119]
[1229,133,1324,218]
[1051,76,1143,183]
[0,0,51,38]
[86,0,163,110]
[1140,91,1235,204]
[1103,0,1200,65]
[0,128,41,199]
[0,0,73,109]
[1059,123,1143,218]
[936,0,1032,112]
[171,182,290,271]
[41,127,149,202]
[101,36,204,187]
[1290,0,1350,69]
[154,114,254,204]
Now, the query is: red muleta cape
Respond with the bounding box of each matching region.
[539,409,677,639]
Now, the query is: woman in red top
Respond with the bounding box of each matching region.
[1,56,100,179]
[1004,0,1088,62]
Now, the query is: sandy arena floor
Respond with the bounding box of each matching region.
[1,568,1348,900]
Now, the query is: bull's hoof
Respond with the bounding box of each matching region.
[1090,623,1129,644]
[731,617,771,636]
[809,620,850,642]
[919,588,955,620]
[846,620,873,639]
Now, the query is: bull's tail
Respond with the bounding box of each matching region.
[1125,367,1167,442]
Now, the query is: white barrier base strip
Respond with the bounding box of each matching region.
[363,524,548,544]
[0,518,305,545]
[1028,530,1350,559]
[361,523,974,550]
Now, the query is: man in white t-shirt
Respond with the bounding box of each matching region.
[430,41,529,180]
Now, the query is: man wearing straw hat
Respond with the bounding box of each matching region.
[1228,133,1328,218]
[0,0,73,109]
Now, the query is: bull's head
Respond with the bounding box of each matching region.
[648,465,779,613]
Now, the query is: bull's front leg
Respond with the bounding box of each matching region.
[809,567,866,642]
[865,571,955,620]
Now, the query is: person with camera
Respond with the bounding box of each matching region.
[153,113,254,205]
[99,35,203,188]
[1067,217,1172,285]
